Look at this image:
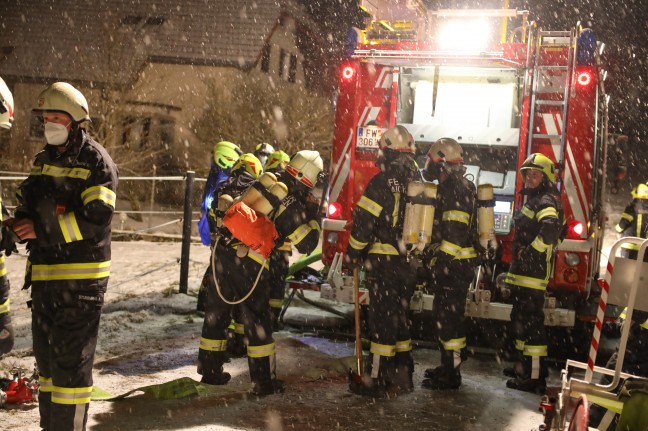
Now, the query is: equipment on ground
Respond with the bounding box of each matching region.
[0,367,39,407]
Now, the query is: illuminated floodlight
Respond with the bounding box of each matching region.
[438,19,492,52]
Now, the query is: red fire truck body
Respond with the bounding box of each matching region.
[320,8,610,333]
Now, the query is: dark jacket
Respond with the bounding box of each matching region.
[506,185,563,291]
[15,130,117,284]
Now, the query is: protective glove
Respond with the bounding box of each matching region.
[0,226,19,256]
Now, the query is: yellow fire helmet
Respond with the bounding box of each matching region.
[520,153,556,184]
[231,153,263,178]
[213,141,242,169]
[265,150,290,171]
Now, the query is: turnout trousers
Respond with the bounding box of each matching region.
[198,242,278,388]
[509,285,548,379]
[431,261,474,370]
[365,255,414,389]
[31,279,106,431]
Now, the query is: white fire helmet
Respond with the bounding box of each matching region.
[379,125,415,153]
[0,77,14,129]
[32,82,90,123]
[286,150,323,188]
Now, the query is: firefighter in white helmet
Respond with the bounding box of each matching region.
[504,153,563,394]
[346,125,419,397]
[0,77,15,356]
[198,150,322,396]
[421,137,479,390]
[7,82,118,430]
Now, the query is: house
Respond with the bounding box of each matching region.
[0,0,329,175]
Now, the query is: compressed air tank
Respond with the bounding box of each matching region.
[477,184,496,250]
[241,172,287,215]
[403,181,437,251]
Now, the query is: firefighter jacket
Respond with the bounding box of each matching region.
[15,129,118,284]
[616,184,648,254]
[505,185,563,291]
[432,173,478,268]
[273,183,320,256]
[207,171,256,236]
[346,161,416,260]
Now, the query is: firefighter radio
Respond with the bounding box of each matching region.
[493,199,514,234]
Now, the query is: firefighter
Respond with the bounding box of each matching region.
[207,153,263,359]
[0,76,15,356]
[615,181,648,260]
[421,138,478,390]
[345,125,419,398]
[265,150,292,329]
[198,150,322,396]
[504,153,563,394]
[253,142,275,168]
[196,141,242,312]
[198,140,242,245]
[7,82,118,431]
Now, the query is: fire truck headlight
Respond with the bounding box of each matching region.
[326,232,339,244]
[564,252,581,267]
[438,20,490,52]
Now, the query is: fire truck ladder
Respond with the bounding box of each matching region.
[526,28,578,179]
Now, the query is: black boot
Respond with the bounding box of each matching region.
[198,350,230,385]
[394,351,414,393]
[249,355,284,396]
[502,363,524,378]
[422,367,461,390]
[506,377,546,394]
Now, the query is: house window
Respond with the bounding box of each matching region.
[261,44,271,73]
[288,54,297,83]
[122,115,174,150]
[279,49,287,79]
[122,116,151,149]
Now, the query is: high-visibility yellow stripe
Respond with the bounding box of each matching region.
[278,241,291,251]
[621,212,633,222]
[536,207,558,220]
[531,236,550,253]
[440,337,466,350]
[439,240,476,260]
[51,386,93,405]
[247,342,276,358]
[391,192,400,227]
[269,298,283,309]
[370,342,396,357]
[515,339,525,351]
[368,242,399,255]
[0,254,5,277]
[199,337,228,352]
[442,210,470,225]
[41,164,91,180]
[348,235,368,250]
[521,206,535,219]
[233,322,245,335]
[30,165,42,176]
[58,212,83,243]
[357,195,382,217]
[505,273,548,290]
[288,220,320,246]
[395,339,412,352]
[31,261,111,281]
[81,186,116,208]
[523,344,548,357]
[615,224,624,233]
[233,246,269,270]
[39,376,53,392]
[0,298,9,314]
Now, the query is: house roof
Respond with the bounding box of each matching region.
[0,0,313,86]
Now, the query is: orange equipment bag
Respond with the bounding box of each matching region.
[223,201,278,259]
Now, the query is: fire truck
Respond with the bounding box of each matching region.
[317,3,612,356]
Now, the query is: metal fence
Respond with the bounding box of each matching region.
[0,170,204,294]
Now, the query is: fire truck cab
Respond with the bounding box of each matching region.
[320,3,610,353]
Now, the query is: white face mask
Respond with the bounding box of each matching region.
[44,121,70,146]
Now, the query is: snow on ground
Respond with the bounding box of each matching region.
[0,180,632,430]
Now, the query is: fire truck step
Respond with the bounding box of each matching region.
[533,133,563,139]
[535,65,568,70]
[535,100,565,106]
